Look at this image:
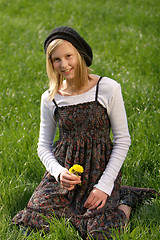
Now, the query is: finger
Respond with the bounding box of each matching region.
[88,199,102,210]
[61,183,75,191]
[85,196,107,210]
[65,172,81,180]
[60,177,81,191]
[88,198,106,210]
[60,170,78,179]
[67,185,75,191]
[70,173,81,180]
[61,173,81,183]
[61,179,81,187]
[84,199,94,208]
[84,192,94,206]
[97,199,106,210]
[86,197,97,208]
[84,199,91,208]
[61,177,81,183]
[62,175,81,184]
[63,185,75,191]
[61,180,75,187]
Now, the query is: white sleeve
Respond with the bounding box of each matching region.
[37,92,66,181]
[94,83,131,196]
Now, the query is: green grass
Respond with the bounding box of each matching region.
[0,0,159,239]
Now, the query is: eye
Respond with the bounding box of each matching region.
[67,54,72,58]
[53,57,60,62]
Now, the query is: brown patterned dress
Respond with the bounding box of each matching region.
[12,77,127,239]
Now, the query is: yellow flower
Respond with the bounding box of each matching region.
[69,164,84,175]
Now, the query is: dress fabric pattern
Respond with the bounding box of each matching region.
[12,78,127,239]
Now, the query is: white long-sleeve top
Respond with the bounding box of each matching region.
[37,76,131,196]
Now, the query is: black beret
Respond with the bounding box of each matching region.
[44,26,93,67]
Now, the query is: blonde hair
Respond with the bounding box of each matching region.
[46,39,92,100]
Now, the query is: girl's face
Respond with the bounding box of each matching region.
[51,41,79,82]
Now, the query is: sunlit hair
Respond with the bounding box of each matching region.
[46,39,92,100]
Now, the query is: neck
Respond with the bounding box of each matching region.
[58,74,97,96]
[63,77,90,95]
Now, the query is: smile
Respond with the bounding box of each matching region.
[62,68,73,74]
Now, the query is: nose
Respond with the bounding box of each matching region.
[61,59,68,69]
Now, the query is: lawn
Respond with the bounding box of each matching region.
[0,0,159,239]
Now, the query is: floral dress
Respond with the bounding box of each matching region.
[12,77,127,239]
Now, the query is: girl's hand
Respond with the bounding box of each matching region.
[84,188,108,210]
[60,169,81,191]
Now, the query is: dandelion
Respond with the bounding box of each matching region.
[69,164,84,186]
[69,164,84,175]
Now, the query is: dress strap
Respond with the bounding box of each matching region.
[52,99,58,108]
[95,76,103,101]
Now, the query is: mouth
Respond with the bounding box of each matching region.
[62,68,73,74]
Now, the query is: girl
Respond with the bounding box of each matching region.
[12,26,157,239]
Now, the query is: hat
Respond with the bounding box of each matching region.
[44,26,93,67]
